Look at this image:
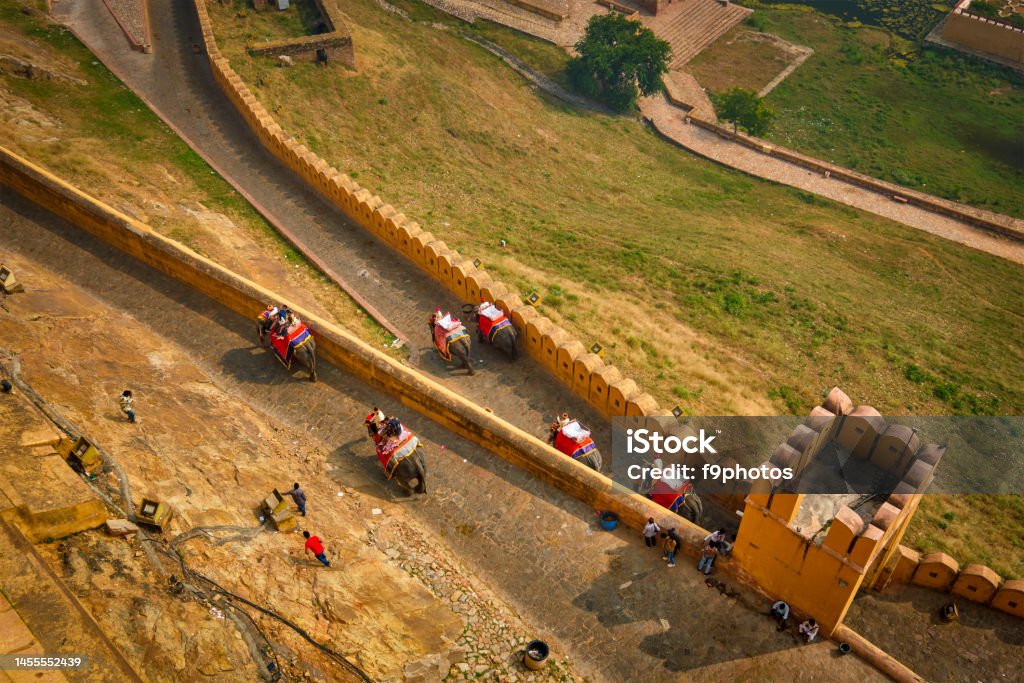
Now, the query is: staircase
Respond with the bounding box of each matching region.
[647,0,751,67]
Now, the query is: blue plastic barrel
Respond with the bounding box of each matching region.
[599,511,619,531]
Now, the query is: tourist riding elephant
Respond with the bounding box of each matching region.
[549,418,602,473]
[257,310,318,382]
[365,415,428,497]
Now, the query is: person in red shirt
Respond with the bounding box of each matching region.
[303,530,330,566]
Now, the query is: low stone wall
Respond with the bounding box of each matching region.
[504,0,569,21]
[248,0,355,68]
[195,0,671,423]
[597,0,639,17]
[0,143,708,551]
[874,546,1024,619]
[683,117,1024,241]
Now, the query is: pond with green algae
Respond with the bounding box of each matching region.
[754,0,957,39]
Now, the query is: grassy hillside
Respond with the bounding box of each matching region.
[210,0,1024,420]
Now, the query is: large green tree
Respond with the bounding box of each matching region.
[567,13,672,112]
[714,87,775,137]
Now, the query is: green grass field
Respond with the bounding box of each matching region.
[700,5,1024,218]
[906,495,1024,579]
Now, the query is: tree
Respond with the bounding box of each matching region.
[567,14,671,112]
[713,87,775,137]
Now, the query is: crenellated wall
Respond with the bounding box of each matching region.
[873,547,1024,619]
[728,387,960,636]
[193,0,675,423]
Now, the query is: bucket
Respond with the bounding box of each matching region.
[461,303,477,316]
[524,640,549,670]
[838,642,851,655]
[599,511,619,531]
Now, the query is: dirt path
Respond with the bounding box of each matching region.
[0,187,888,682]
[641,93,1024,266]
[51,0,611,451]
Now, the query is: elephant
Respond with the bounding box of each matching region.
[645,480,703,524]
[446,335,475,375]
[258,322,317,382]
[390,448,428,496]
[366,418,427,497]
[547,423,602,472]
[476,316,518,360]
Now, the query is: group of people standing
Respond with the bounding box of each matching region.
[642,519,732,571]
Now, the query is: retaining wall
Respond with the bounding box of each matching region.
[0,143,708,551]
[193,0,672,423]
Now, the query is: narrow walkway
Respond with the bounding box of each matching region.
[53,0,610,447]
[641,93,1024,265]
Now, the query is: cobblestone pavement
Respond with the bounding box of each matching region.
[0,191,887,682]
[845,584,1024,683]
[52,0,611,453]
[641,93,1024,266]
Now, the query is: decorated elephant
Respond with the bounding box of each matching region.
[647,478,703,524]
[474,301,518,360]
[257,306,317,382]
[548,416,602,472]
[365,413,427,497]
[430,309,475,375]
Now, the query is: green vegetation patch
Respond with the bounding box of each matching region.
[742,7,1024,218]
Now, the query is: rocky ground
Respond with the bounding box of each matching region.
[0,242,578,682]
